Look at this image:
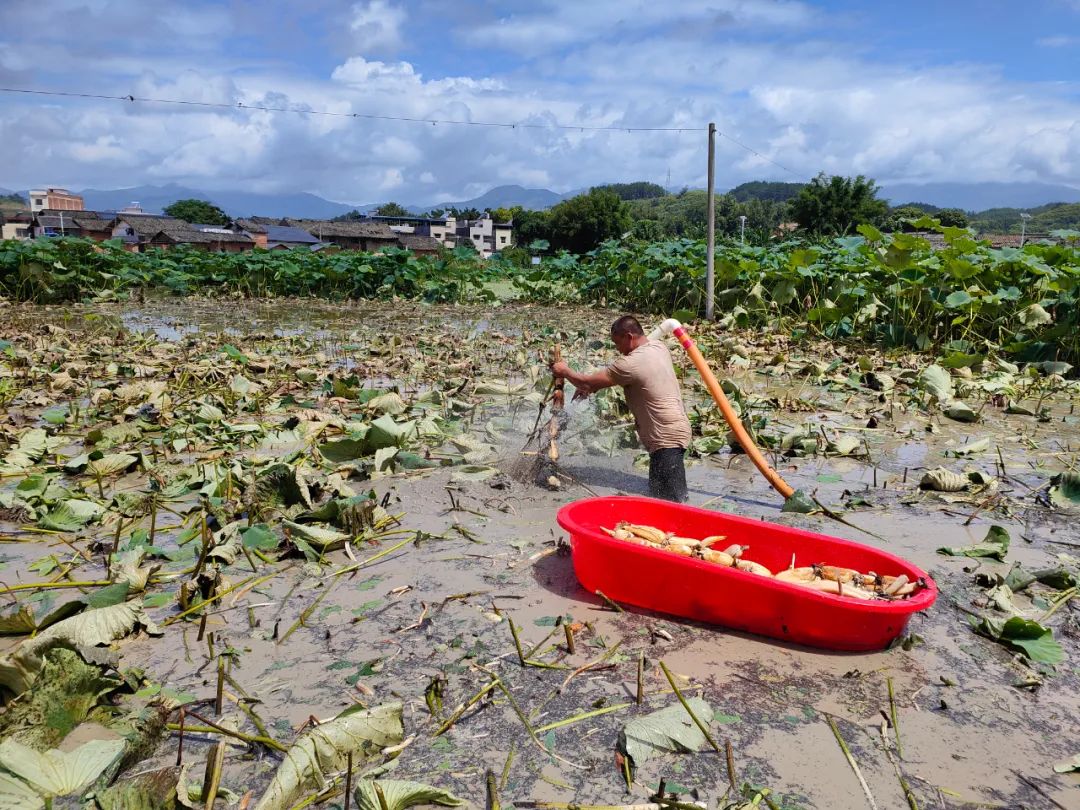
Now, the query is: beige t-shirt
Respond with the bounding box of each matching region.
[607,339,692,453]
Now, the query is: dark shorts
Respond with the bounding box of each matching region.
[648,447,688,503]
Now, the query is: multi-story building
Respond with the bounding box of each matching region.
[463,213,514,257]
[29,188,84,213]
[366,214,459,248]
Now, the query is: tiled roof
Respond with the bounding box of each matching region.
[34,209,114,232]
[114,215,252,244]
[909,231,1063,249]
[397,234,442,251]
[285,219,398,239]
[234,218,267,234]
[264,224,318,244]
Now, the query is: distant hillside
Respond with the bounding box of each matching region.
[420,185,568,213]
[727,181,805,202]
[969,201,1080,234]
[0,191,27,213]
[76,183,361,219]
[881,181,1080,211]
[6,179,1078,222]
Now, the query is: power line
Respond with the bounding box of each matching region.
[0,85,809,179]
[715,131,803,180]
[0,86,699,132]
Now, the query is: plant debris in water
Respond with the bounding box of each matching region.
[0,285,1074,809]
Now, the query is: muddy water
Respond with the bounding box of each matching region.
[3,298,1079,810]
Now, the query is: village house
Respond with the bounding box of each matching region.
[31,210,115,241]
[910,231,1067,249]
[363,212,514,257]
[283,219,400,252]
[395,234,443,256]
[29,187,84,213]
[366,214,460,248]
[112,215,253,252]
[463,212,513,257]
[233,218,322,250]
[0,211,33,241]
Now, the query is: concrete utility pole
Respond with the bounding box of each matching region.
[1020,212,1031,247]
[705,122,716,320]
[739,215,747,245]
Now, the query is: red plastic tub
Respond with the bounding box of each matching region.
[556,496,937,652]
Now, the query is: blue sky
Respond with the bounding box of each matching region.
[1,0,1078,205]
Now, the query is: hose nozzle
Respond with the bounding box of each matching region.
[648,318,683,341]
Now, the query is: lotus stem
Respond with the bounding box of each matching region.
[595,589,624,612]
[827,716,879,810]
[201,740,226,809]
[0,579,111,594]
[278,579,338,645]
[434,679,500,736]
[658,661,721,755]
[164,569,281,626]
[168,716,287,754]
[486,769,501,810]
[534,702,631,733]
[326,536,413,579]
[887,677,902,759]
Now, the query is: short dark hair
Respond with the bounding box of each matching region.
[610,315,644,337]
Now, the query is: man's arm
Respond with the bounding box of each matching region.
[550,361,616,398]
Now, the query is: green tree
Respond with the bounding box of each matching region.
[546,189,632,253]
[488,207,516,223]
[163,199,229,225]
[728,181,805,203]
[594,181,668,200]
[446,207,481,220]
[885,205,930,232]
[332,209,366,221]
[513,209,551,248]
[936,208,969,228]
[375,202,410,217]
[789,174,888,235]
[626,190,713,238]
[733,198,791,240]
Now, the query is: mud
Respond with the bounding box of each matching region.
[0,297,1077,810]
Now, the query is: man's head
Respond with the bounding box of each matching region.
[610,315,645,355]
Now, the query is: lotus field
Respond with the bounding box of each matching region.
[0,225,1076,809]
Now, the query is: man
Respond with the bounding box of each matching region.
[551,315,691,502]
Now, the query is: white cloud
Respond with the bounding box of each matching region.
[463,0,813,53]
[2,0,1079,207]
[331,56,418,86]
[1037,35,1079,47]
[348,0,405,54]
[378,168,404,189]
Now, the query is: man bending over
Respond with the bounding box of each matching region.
[551,315,691,502]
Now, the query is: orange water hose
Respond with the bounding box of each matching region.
[650,319,795,499]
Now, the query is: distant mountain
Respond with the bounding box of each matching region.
[6,179,1079,220]
[881,181,1080,211]
[74,183,361,219]
[420,184,569,213]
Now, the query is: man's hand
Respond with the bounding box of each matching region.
[550,360,571,378]
[549,362,615,398]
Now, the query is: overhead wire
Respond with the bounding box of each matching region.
[0,85,809,179]
[0,87,697,132]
